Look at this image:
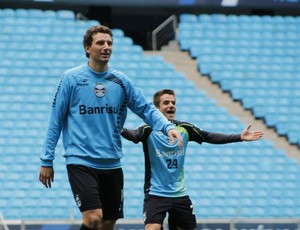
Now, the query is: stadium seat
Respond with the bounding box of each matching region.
[179,13,198,23]
[56,9,75,20]
[112,28,125,37]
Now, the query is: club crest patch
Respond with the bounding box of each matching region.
[94,82,106,97]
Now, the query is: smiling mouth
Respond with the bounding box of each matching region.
[167,110,175,114]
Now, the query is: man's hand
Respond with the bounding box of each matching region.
[39,166,54,188]
[168,129,183,149]
[241,124,264,141]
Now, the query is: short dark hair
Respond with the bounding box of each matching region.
[153,89,175,107]
[83,25,113,58]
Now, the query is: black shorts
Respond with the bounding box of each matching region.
[143,195,196,230]
[67,164,124,220]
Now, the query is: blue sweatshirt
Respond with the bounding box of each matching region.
[40,63,175,169]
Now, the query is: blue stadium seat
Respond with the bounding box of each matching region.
[179,13,198,23]
[56,9,75,20]
[15,8,29,18]
[112,28,125,37]
[1,8,15,17]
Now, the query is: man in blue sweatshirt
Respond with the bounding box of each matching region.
[39,25,182,230]
[121,89,264,230]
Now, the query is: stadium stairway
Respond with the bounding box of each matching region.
[177,13,300,148]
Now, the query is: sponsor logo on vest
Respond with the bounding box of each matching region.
[155,149,184,157]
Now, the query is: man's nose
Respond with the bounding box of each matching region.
[103,42,110,49]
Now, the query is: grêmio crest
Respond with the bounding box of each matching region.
[94,82,106,98]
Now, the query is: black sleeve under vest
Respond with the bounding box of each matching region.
[177,121,242,144]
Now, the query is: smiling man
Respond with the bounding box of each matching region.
[121,89,264,230]
[39,26,182,230]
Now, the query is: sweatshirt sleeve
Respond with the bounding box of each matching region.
[183,122,242,144]
[40,75,70,166]
[126,80,175,135]
[202,131,242,144]
[121,127,143,144]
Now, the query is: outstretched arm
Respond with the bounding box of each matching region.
[188,122,263,144]
[241,124,264,141]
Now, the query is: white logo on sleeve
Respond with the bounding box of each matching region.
[75,194,82,208]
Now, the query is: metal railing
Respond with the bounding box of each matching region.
[152,14,177,51]
[2,218,300,230]
[76,12,89,21]
[0,213,9,230]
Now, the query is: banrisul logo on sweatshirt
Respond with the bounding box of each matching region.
[79,104,119,114]
[94,82,106,97]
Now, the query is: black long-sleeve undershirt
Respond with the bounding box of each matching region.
[121,120,242,145]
